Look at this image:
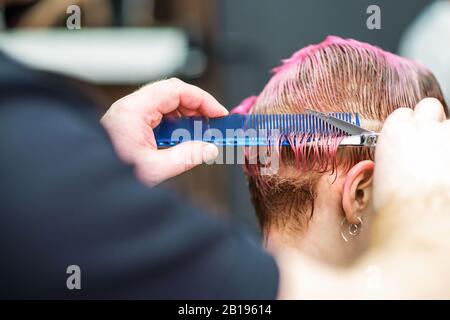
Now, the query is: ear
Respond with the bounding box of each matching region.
[342,160,374,225]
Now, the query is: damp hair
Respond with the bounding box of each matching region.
[232,36,448,236]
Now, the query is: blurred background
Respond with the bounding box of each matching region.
[1,0,448,237]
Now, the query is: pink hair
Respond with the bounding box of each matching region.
[239,36,447,233]
[230,95,258,115]
[235,35,446,172]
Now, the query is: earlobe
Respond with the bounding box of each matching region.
[342,160,374,224]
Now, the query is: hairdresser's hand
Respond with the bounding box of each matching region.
[101,78,228,186]
[373,98,450,211]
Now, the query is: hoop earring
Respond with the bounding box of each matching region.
[340,216,363,242]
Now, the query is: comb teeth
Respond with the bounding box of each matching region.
[247,112,359,135]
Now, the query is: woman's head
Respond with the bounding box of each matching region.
[233,36,447,263]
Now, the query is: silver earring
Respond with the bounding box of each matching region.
[340,216,363,242]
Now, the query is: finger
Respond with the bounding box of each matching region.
[413,98,446,122]
[152,141,219,180]
[165,110,182,119]
[160,78,229,117]
[134,78,228,118]
[178,107,202,117]
[382,107,413,130]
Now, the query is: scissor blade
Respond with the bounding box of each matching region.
[304,108,371,136]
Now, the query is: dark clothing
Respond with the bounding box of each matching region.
[0,53,278,299]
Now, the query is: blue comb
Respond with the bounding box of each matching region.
[154,112,369,148]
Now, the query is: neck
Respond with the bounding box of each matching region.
[264,172,371,267]
[265,207,369,267]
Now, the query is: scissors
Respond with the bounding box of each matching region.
[304,109,379,147]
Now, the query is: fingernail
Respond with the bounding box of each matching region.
[220,105,229,115]
[202,143,219,162]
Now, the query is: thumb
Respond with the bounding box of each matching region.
[151,141,219,181]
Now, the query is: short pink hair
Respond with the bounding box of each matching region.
[233,36,447,235]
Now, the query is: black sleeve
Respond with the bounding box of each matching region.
[0,94,278,299]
